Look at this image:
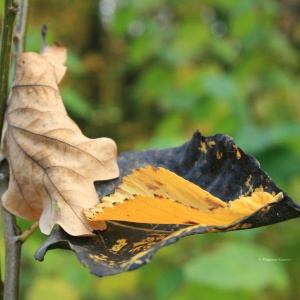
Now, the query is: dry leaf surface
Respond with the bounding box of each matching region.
[84,166,284,226]
[1,43,119,236]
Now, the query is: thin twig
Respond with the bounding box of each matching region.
[18,222,39,243]
[12,0,29,79]
[41,24,48,51]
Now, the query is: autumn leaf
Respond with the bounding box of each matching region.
[35,132,300,276]
[84,166,284,226]
[1,43,119,236]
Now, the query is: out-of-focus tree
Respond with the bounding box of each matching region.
[28,1,300,153]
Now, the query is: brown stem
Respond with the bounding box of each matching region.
[0,1,20,300]
[18,222,39,243]
[0,178,22,300]
[0,1,18,141]
[0,162,22,300]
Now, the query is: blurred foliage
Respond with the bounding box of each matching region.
[1,0,300,299]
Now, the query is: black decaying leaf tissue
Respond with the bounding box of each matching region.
[34,131,300,276]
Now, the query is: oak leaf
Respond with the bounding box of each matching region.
[1,43,119,236]
[84,166,284,226]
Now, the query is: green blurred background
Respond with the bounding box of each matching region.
[1,0,300,299]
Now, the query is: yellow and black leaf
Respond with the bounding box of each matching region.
[35,131,300,276]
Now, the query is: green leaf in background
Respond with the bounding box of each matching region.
[60,88,93,121]
[235,123,300,154]
[183,242,289,292]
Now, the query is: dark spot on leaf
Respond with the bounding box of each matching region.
[153,194,164,199]
[145,183,159,191]
[183,221,199,225]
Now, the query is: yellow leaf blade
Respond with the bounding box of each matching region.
[84,167,283,227]
[102,166,227,211]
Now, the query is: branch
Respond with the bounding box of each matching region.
[0,163,22,300]
[0,1,18,141]
[12,0,29,79]
[0,1,20,300]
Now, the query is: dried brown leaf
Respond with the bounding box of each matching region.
[1,43,119,236]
